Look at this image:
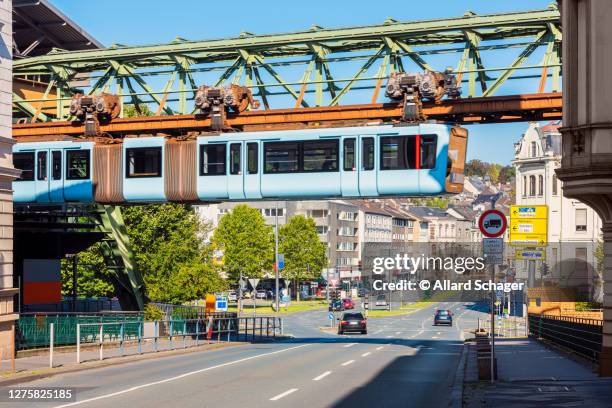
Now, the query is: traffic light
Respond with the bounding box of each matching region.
[330,289,339,301]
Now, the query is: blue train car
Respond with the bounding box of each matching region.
[12,124,467,204]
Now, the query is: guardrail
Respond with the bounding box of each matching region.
[51,316,283,365]
[528,313,603,362]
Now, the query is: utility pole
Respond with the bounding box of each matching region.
[275,201,280,312]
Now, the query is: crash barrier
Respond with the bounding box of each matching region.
[474,329,497,381]
[528,313,602,363]
[149,302,237,320]
[16,312,143,350]
[68,316,283,365]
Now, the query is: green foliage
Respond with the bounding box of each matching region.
[60,244,115,298]
[424,197,449,209]
[212,204,274,282]
[123,103,153,118]
[465,159,513,184]
[279,215,327,283]
[144,303,164,321]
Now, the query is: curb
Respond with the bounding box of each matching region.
[0,341,246,387]
[450,342,468,408]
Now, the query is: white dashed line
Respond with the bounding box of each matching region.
[341,360,355,366]
[376,346,384,350]
[270,388,299,401]
[343,343,357,348]
[361,352,371,357]
[386,335,393,338]
[313,371,332,381]
[395,331,401,335]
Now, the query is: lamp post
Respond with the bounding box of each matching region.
[275,201,280,312]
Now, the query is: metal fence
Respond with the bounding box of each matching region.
[63,316,283,365]
[16,312,143,350]
[150,302,237,320]
[528,313,603,362]
[480,316,528,338]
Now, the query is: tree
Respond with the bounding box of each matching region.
[279,215,327,301]
[212,205,274,282]
[60,244,114,297]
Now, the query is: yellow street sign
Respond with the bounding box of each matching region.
[510,219,548,235]
[510,205,548,219]
[509,233,547,245]
[515,248,546,260]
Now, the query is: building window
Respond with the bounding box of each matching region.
[14,152,35,181]
[552,174,558,196]
[523,176,527,197]
[529,175,536,196]
[200,144,226,176]
[264,208,284,217]
[531,141,537,157]
[538,175,543,196]
[315,226,328,234]
[307,209,328,218]
[575,208,587,231]
[66,150,90,180]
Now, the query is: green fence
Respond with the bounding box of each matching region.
[16,314,143,350]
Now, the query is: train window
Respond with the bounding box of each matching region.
[380,136,416,170]
[264,142,299,173]
[13,152,34,181]
[343,139,355,171]
[66,150,90,180]
[420,135,437,169]
[247,143,258,174]
[362,138,374,170]
[303,140,338,172]
[200,144,226,176]
[37,151,47,181]
[230,143,241,175]
[52,151,62,180]
[126,147,162,178]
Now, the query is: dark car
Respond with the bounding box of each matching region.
[329,300,345,311]
[338,312,367,335]
[342,298,355,310]
[434,309,453,326]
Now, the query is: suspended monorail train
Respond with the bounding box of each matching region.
[12,124,467,204]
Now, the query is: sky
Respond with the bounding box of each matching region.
[51,0,557,165]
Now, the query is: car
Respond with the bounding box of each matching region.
[227,291,237,302]
[434,309,453,326]
[329,300,345,311]
[256,290,267,299]
[375,295,388,307]
[358,288,368,298]
[338,312,367,335]
[342,298,355,309]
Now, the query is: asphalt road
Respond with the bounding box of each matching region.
[2,301,489,408]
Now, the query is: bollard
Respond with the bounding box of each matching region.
[138,322,142,355]
[49,323,54,368]
[99,324,104,361]
[76,324,81,363]
[120,323,124,356]
[154,321,159,352]
[196,320,199,347]
[183,320,187,349]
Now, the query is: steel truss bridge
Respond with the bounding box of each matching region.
[13,5,562,134]
[11,5,563,310]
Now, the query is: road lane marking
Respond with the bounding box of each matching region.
[374,330,383,334]
[386,335,393,338]
[270,388,299,401]
[313,371,332,381]
[395,331,401,335]
[343,343,357,348]
[52,344,311,408]
[410,329,424,338]
[361,352,371,357]
[341,360,355,366]
[376,346,384,350]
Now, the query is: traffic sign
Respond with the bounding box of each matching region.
[484,253,503,265]
[510,205,547,219]
[510,219,547,235]
[328,313,334,320]
[510,233,547,245]
[483,238,504,254]
[515,248,546,260]
[248,278,260,291]
[478,209,507,238]
[215,296,228,311]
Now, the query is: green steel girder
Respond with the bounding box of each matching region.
[13,6,561,119]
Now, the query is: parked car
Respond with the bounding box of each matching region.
[256,290,267,299]
[434,309,453,326]
[338,312,367,335]
[342,298,355,310]
[375,295,388,307]
[329,300,345,311]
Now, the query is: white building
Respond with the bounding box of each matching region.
[513,122,602,299]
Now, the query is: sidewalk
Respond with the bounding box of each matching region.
[463,338,612,407]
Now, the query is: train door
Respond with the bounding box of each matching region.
[49,150,64,202]
[377,133,419,195]
[227,142,246,200]
[340,136,359,197]
[197,141,229,199]
[357,135,378,197]
[244,141,262,199]
[34,150,50,202]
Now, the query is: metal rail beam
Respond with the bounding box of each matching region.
[12,92,562,141]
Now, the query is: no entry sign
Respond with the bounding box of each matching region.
[478,209,507,238]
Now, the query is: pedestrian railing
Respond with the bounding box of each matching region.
[49,316,283,365]
[528,313,603,362]
[480,316,528,338]
[149,302,237,320]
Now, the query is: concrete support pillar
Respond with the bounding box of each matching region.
[556,0,612,377]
